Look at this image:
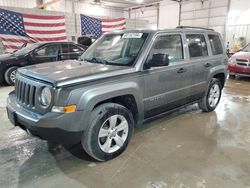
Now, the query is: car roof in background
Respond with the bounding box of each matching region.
[30,41,79,46]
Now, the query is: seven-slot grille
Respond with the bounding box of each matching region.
[15,78,36,108]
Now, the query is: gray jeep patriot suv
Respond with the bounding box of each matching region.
[7,27,228,161]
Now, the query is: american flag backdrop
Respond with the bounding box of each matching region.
[0,8,67,53]
[80,14,126,38]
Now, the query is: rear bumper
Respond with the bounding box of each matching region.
[6,92,83,144]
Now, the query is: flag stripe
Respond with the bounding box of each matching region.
[23,17,65,24]
[101,18,125,22]
[24,22,65,27]
[4,45,20,49]
[33,36,67,42]
[101,20,126,26]
[0,37,33,43]
[24,32,66,38]
[1,36,67,50]
[102,23,126,29]
[23,14,64,20]
[3,42,24,48]
[25,29,66,34]
[24,25,66,31]
[102,26,126,32]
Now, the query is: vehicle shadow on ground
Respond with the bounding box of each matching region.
[48,142,96,162]
[15,105,220,188]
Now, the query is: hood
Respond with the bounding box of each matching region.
[0,53,17,63]
[18,60,135,87]
[231,51,250,61]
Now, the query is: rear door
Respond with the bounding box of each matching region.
[184,33,210,101]
[29,44,60,64]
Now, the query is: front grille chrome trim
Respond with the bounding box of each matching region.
[15,76,37,109]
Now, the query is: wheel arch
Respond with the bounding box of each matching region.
[208,65,227,88]
[213,72,226,88]
[70,82,144,127]
[93,94,139,126]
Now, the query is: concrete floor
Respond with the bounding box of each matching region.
[0,78,250,188]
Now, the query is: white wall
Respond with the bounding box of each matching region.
[128,5,158,29]
[225,0,250,46]
[159,1,179,29]
[127,0,179,29]
[0,0,125,18]
[0,0,36,8]
[43,0,124,18]
[227,0,250,25]
[180,0,229,38]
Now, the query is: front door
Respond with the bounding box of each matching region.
[29,44,60,64]
[143,33,190,118]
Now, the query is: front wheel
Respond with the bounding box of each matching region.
[81,103,134,161]
[228,74,235,79]
[4,66,18,86]
[198,78,222,112]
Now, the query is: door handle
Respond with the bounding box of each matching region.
[177,68,187,73]
[204,62,212,67]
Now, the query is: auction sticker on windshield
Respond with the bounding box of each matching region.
[122,33,143,39]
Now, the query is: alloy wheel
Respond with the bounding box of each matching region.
[98,115,129,153]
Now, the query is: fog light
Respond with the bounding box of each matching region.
[52,105,76,113]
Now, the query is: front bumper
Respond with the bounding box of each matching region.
[228,64,250,77]
[6,92,83,144]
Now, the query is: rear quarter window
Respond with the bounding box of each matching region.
[208,35,223,55]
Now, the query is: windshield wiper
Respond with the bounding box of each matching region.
[84,57,109,65]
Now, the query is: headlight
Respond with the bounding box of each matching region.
[40,87,52,107]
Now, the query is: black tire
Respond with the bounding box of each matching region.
[81,103,134,161]
[229,74,235,79]
[198,78,222,112]
[4,66,18,86]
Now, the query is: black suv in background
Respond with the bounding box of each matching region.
[0,42,87,86]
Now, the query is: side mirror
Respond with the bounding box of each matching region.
[146,54,170,69]
[30,51,36,57]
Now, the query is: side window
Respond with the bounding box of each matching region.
[62,44,82,54]
[35,45,59,57]
[147,34,184,64]
[186,34,208,58]
[208,35,223,55]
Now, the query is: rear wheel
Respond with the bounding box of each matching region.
[4,66,18,86]
[81,103,134,161]
[198,78,222,112]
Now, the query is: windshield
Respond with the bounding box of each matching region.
[243,43,250,52]
[13,43,40,55]
[80,33,148,66]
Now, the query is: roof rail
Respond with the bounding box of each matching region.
[176,26,215,31]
